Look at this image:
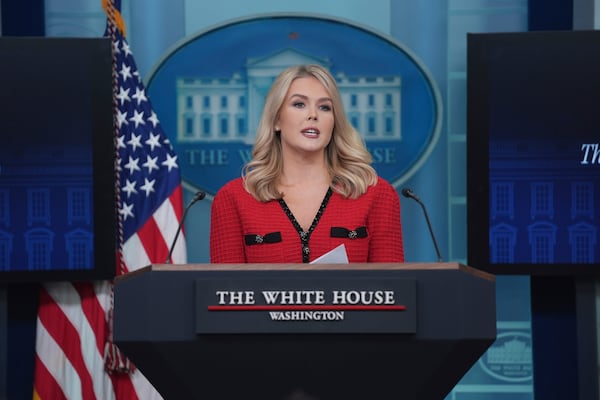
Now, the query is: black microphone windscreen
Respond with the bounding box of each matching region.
[194,191,206,201]
[401,188,414,199]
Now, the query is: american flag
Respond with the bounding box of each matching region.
[32,1,186,399]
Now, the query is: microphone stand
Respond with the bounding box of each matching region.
[165,191,206,264]
[401,188,443,262]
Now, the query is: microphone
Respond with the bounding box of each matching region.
[401,188,443,262]
[165,191,206,264]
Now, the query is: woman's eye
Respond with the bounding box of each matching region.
[320,104,332,111]
[293,101,305,108]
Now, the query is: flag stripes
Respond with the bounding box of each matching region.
[33,351,67,400]
[35,283,114,400]
[32,0,187,398]
[122,187,185,272]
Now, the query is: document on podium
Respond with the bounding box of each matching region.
[310,244,349,264]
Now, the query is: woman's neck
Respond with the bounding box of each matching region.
[279,158,330,187]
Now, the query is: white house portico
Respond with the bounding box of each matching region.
[176,48,402,144]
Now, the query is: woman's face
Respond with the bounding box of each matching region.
[275,76,335,159]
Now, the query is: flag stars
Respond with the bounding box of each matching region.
[145,133,162,152]
[123,156,141,175]
[132,87,147,106]
[111,32,185,246]
[112,40,121,55]
[116,86,131,105]
[121,40,132,58]
[116,109,128,128]
[119,63,133,82]
[127,133,143,151]
[129,109,145,128]
[122,179,137,198]
[148,111,159,128]
[140,178,156,196]
[162,153,179,172]
[142,155,159,173]
[116,135,126,149]
[119,202,134,221]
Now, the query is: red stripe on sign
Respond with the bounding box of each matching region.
[208,305,406,311]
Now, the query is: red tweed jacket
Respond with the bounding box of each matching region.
[210,177,404,263]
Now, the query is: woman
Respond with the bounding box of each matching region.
[210,64,404,263]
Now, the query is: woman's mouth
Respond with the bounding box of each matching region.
[302,128,320,137]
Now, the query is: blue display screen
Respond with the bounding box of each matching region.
[468,31,600,275]
[0,38,116,281]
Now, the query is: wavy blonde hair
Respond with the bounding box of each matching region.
[243,64,377,201]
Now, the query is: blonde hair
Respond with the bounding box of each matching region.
[243,64,377,201]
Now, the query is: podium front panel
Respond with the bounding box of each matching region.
[114,263,496,400]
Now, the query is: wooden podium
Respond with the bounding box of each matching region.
[114,263,496,399]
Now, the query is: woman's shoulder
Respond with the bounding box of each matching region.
[214,177,246,198]
[375,176,392,187]
[371,177,397,195]
[340,177,398,203]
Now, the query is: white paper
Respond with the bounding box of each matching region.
[310,244,349,264]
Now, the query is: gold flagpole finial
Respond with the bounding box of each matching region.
[102,0,127,38]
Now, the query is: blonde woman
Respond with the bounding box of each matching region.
[210,64,404,263]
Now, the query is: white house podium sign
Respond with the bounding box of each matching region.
[114,262,496,400]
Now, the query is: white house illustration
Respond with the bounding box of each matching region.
[176,48,402,144]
